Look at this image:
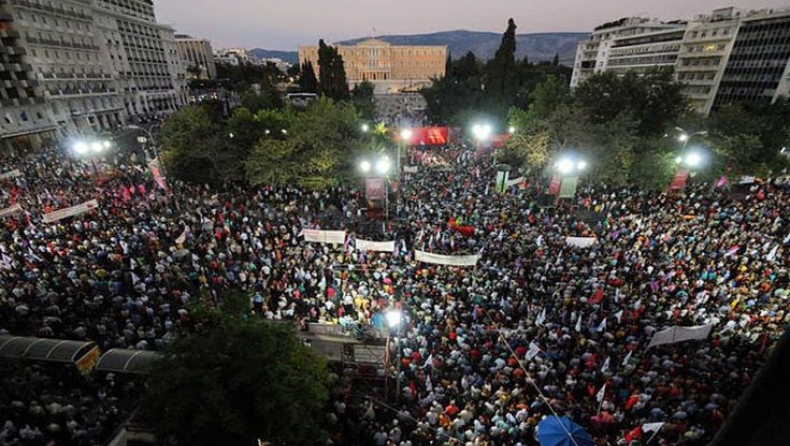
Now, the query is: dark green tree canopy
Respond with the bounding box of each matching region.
[299,60,319,93]
[141,290,329,446]
[317,39,350,101]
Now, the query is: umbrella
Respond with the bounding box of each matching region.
[537,416,595,446]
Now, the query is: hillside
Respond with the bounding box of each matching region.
[250,30,587,66]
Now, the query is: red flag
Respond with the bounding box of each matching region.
[625,426,642,442]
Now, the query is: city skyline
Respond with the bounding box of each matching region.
[155,0,789,49]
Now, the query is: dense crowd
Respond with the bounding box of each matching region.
[0,139,788,446]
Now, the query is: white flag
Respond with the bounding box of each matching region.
[766,245,779,262]
[600,356,611,373]
[1,253,13,270]
[575,314,582,332]
[130,258,137,270]
[131,272,141,285]
[175,229,187,245]
[426,375,433,392]
[614,288,621,302]
[633,299,642,311]
[615,310,624,324]
[596,318,607,332]
[596,383,606,402]
[526,342,541,361]
[535,308,546,326]
[622,350,633,367]
[422,354,433,369]
[642,422,664,433]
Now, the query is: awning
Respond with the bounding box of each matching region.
[0,335,96,364]
[94,349,160,374]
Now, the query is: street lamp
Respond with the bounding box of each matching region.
[375,156,391,175]
[508,126,516,134]
[676,150,705,169]
[361,123,370,133]
[398,129,412,176]
[674,127,708,149]
[360,156,392,227]
[385,309,403,400]
[472,123,492,142]
[359,160,372,173]
[73,142,89,155]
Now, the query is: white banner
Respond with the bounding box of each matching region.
[414,250,479,267]
[42,199,99,223]
[303,229,346,244]
[356,239,396,252]
[0,203,22,219]
[505,176,525,187]
[647,325,712,349]
[565,236,597,248]
[0,169,22,180]
[403,166,419,174]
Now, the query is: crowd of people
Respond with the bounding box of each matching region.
[0,138,787,446]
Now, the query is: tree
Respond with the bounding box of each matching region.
[500,130,551,173]
[351,80,376,121]
[525,75,572,122]
[299,61,318,93]
[141,290,329,446]
[246,139,299,187]
[317,39,349,101]
[485,18,519,116]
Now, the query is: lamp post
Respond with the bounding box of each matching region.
[72,138,112,174]
[127,124,157,161]
[360,156,392,229]
[553,155,587,200]
[472,123,493,161]
[399,129,412,177]
[675,127,708,150]
[386,309,403,401]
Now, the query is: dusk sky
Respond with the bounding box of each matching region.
[155,1,789,50]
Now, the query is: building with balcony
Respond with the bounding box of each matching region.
[175,33,216,79]
[298,39,447,94]
[571,7,790,116]
[0,0,187,151]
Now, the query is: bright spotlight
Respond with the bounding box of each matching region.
[90,142,103,153]
[472,123,492,141]
[375,157,391,175]
[675,156,683,164]
[73,142,88,154]
[361,124,370,132]
[557,158,574,175]
[686,152,702,167]
[508,126,516,134]
[102,140,111,149]
[359,160,372,173]
[385,309,402,328]
[678,134,689,142]
[400,129,413,141]
[577,160,587,171]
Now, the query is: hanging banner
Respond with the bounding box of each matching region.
[548,174,561,196]
[0,169,22,180]
[403,166,419,174]
[565,237,597,248]
[669,169,689,190]
[148,158,167,191]
[303,229,346,244]
[495,170,509,193]
[647,325,713,349]
[356,239,396,252]
[75,345,102,374]
[505,176,525,188]
[0,203,23,219]
[399,127,448,146]
[414,250,479,267]
[559,176,578,198]
[365,178,386,200]
[42,199,99,223]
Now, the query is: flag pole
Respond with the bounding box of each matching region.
[645,428,661,445]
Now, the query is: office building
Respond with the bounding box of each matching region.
[175,33,216,79]
[571,7,790,115]
[298,39,447,94]
[0,0,187,151]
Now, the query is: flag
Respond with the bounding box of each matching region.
[575,314,582,332]
[622,350,633,367]
[526,342,541,361]
[27,248,43,263]
[715,175,728,188]
[175,229,187,245]
[425,375,433,392]
[766,245,778,262]
[596,318,607,332]
[596,383,606,403]
[614,288,621,303]
[422,353,433,369]
[1,253,13,270]
[625,426,643,442]
[600,356,611,373]
[131,272,141,285]
[724,245,739,257]
[615,310,624,324]
[642,422,664,433]
[130,258,137,270]
[633,299,642,311]
[535,308,546,326]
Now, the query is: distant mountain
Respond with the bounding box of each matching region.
[248,49,299,64]
[338,30,588,65]
[248,30,588,67]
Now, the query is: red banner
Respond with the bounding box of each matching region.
[365,178,385,200]
[148,158,168,191]
[399,127,448,146]
[669,169,689,190]
[548,174,561,196]
[488,134,511,148]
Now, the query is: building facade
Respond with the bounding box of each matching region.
[0,0,187,151]
[175,33,216,79]
[298,39,447,94]
[571,7,790,115]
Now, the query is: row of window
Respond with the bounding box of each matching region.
[610,44,680,56]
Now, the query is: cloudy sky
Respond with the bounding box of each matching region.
[155,1,789,50]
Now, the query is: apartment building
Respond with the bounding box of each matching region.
[175,33,216,79]
[299,39,447,94]
[0,0,187,151]
[571,7,790,115]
